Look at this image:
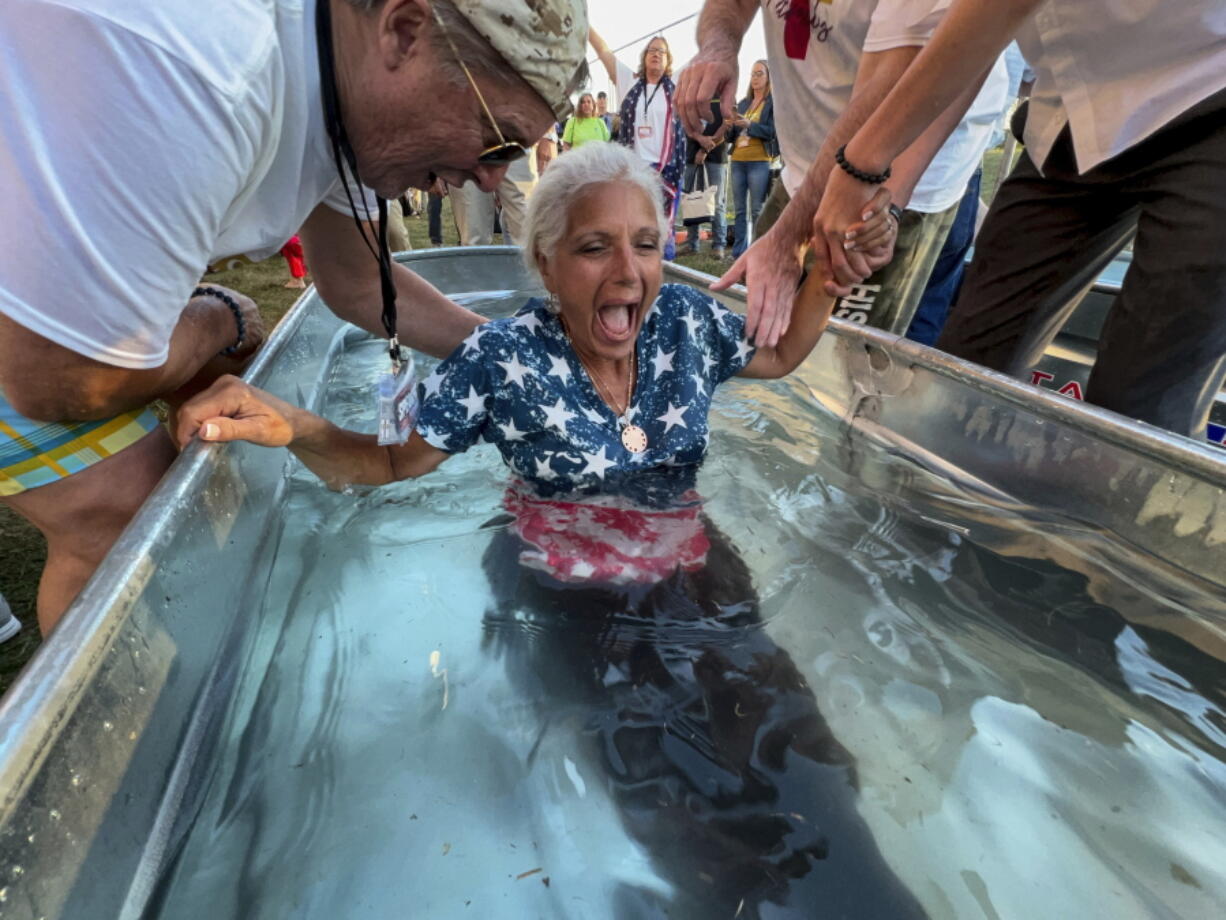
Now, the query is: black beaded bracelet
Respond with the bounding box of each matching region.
[835,144,891,185]
[193,285,245,356]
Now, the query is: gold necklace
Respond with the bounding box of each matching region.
[560,318,649,454]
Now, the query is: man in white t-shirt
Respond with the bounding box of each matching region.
[678,0,999,344]
[813,0,1226,438]
[0,0,587,633]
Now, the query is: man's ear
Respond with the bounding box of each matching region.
[379,0,429,69]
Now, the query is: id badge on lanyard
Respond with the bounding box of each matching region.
[376,353,420,446]
[638,83,662,142]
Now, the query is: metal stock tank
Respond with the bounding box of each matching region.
[1,248,1224,919]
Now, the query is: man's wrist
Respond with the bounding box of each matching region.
[193,286,246,355]
[697,32,741,60]
[188,291,244,353]
[842,137,892,177]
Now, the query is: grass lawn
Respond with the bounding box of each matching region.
[0,199,736,697]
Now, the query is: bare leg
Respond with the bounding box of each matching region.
[0,427,176,634]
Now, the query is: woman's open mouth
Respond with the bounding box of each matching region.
[596,302,636,343]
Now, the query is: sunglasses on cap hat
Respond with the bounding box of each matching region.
[430,5,528,165]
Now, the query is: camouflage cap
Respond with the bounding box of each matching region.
[450,0,589,121]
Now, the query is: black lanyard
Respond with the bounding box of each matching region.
[315,0,402,366]
[641,80,664,120]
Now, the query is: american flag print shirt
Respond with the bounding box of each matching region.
[413,283,756,502]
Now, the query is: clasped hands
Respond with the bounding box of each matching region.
[674,51,897,346]
[810,166,898,298]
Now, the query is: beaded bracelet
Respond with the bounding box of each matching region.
[835,145,891,185]
[193,286,245,356]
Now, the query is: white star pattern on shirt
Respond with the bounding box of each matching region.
[734,338,753,365]
[542,397,576,431]
[498,354,531,388]
[656,402,688,433]
[581,446,616,478]
[533,456,557,481]
[680,311,703,340]
[461,325,485,356]
[499,419,526,442]
[581,405,606,425]
[700,349,717,376]
[514,311,543,334]
[458,385,487,420]
[690,370,706,395]
[654,346,675,375]
[420,370,445,399]
[546,354,571,381]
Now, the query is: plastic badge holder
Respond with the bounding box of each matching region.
[376,355,420,446]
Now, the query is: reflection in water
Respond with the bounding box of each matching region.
[146,334,1226,920]
[481,478,927,919]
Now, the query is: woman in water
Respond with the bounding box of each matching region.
[177,143,917,918]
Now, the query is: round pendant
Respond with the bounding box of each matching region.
[620,423,648,454]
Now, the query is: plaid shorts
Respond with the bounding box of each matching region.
[0,388,160,496]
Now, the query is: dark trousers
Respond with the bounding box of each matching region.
[906,169,981,347]
[938,88,1226,437]
[427,192,444,245]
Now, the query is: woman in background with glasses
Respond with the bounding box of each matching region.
[589,27,687,260]
[728,60,777,260]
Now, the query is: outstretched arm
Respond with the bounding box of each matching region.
[0,287,262,422]
[816,64,992,293]
[674,0,759,134]
[740,187,890,380]
[176,375,448,490]
[712,47,915,349]
[587,26,618,86]
[300,203,483,360]
[814,0,1042,252]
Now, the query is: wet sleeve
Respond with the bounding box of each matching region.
[412,330,495,454]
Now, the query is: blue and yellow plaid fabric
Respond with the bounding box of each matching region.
[0,388,160,496]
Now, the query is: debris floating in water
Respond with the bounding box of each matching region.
[428,650,449,710]
[516,867,543,880]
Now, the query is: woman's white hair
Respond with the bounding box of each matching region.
[521,143,668,274]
